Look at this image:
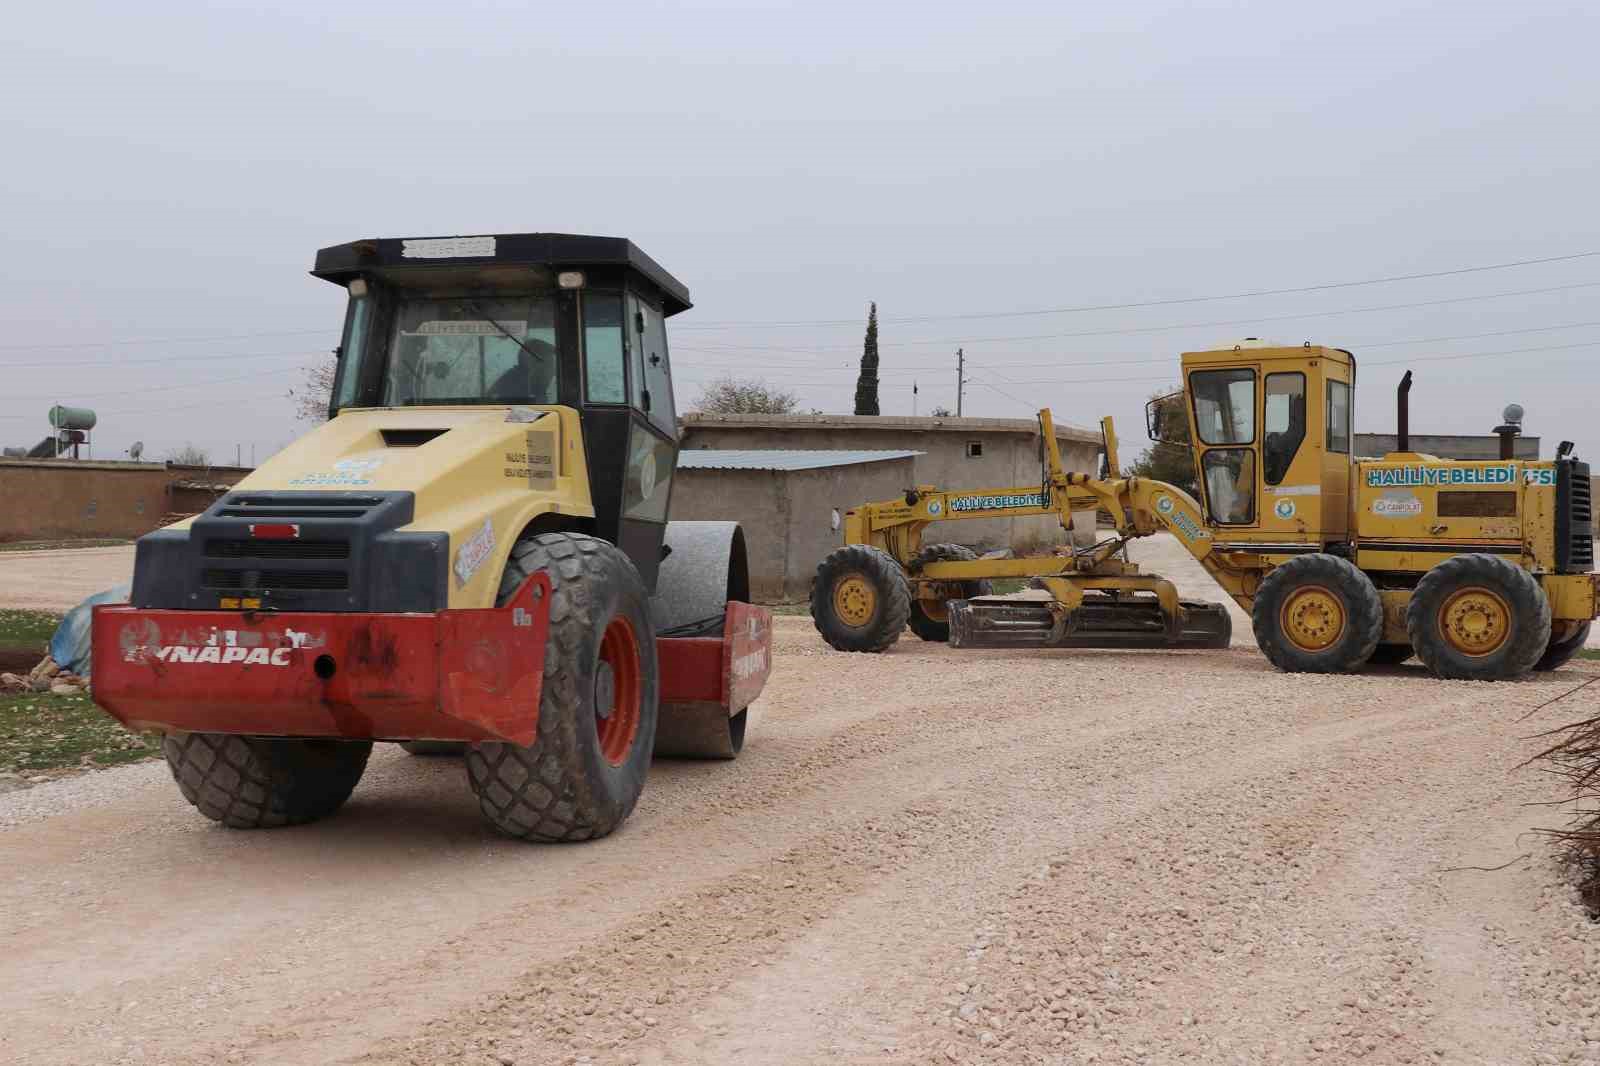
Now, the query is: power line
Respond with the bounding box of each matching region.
[6,348,326,371]
[8,365,302,403]
[667,281,1600,362]
[0,328,333,353]
[672,250,1600,329]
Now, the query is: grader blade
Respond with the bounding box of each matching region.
[948,596,1232,651]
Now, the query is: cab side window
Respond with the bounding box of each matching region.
[1262,373,1306,485]
[582,293,627,404]
[1326,380,1351,454]
[628,293,676,436]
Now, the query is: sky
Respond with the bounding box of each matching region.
[3,0,1598,469]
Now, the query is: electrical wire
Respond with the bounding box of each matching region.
[672,251,1600,328]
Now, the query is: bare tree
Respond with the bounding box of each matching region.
[929,405,954,417]
[290,359,338,422]
[165,443,210,466]
[690,375,800,415]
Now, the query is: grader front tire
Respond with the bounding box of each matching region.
[1407,554,1551,681]
[811,545,912,653]
[907,543,993,643]
[1250,553,1382,674]
[465,534,659,842]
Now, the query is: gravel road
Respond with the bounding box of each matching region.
[0,544,134,611]
[6,538,1600,1066]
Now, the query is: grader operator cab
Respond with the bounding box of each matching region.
[812,342,1597,681]
[91,233,772,841]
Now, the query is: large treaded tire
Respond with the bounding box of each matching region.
[1407,554,1551,680]
[163,733,372,829]
[1407,554,1552,681]
[1251,553,1383,673]
[907,543,993,643]
[811,544,912,653]
[464,533,659,842]
[1535,622,1592,672]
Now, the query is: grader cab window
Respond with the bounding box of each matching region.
[1262,373,1306,485]
[1190,369,1255,445]
[1203,449,1256,524]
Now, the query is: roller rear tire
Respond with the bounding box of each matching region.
[465,533,659,842]
[163,733,371,829]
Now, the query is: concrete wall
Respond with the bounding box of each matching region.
[1354,433,1541,460]
[0,460,252,542]
[669,457,916,601]
[680,416,1101,551]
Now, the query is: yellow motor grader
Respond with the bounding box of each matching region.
[91,233,772,841]
[812,342,1597,680]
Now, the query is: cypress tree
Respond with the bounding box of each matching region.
[854,302,880,415]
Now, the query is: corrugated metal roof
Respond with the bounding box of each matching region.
[676,449,922,472]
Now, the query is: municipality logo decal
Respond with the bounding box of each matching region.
[1274,499,1296,520]
[1155,495,1174,514]
[927,499,943,516]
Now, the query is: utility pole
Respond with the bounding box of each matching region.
[912,380,918,416]
[955,348,965,417]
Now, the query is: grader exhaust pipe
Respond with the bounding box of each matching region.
[1396,370,1413,452]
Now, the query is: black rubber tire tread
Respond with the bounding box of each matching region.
[810,544,912,653]
[400,741,466,756]
[464,533,659,842]
[163,733,372,829]
[1406,553,1552,681]
[1250,553,1383,674]
[907,543,994,642]
[1365,644,1415,667]
[1535,622,1592,672]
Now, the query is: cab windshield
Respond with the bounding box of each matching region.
[382,294,559,407]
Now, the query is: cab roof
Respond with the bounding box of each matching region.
[1181,342,1355,368]
[310,232,692,316]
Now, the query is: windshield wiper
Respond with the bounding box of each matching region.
[465,300,548,364]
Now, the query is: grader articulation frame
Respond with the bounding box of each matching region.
[812,342,1598,681]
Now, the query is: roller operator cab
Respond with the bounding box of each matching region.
[1154,342,1597,678]
[91,233,773,842]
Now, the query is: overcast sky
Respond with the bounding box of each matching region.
[3,1,1597,468]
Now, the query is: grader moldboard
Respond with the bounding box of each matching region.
[812,341,1598,680]
[91,233,772,841]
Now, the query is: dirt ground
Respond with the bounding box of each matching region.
[0,544,135,611]
[6,538,1600,1065]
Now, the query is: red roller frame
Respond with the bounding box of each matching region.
[90,582,773,747]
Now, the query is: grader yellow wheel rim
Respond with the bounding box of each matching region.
[1437,586,1512,657]
[832,574,878,628]
[1279,585,1346,652]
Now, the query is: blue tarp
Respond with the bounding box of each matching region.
[49,584,130,679]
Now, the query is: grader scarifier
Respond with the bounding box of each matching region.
[91,233,772,841]
[813,342,1598,681]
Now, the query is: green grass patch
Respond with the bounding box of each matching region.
[0,609,61,650]
[0,691,159,773]
[1578,648,1600,661]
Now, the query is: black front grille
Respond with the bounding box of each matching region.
[202,568,350,591]
[204,539,351,560]
[1557,460,1593,573]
